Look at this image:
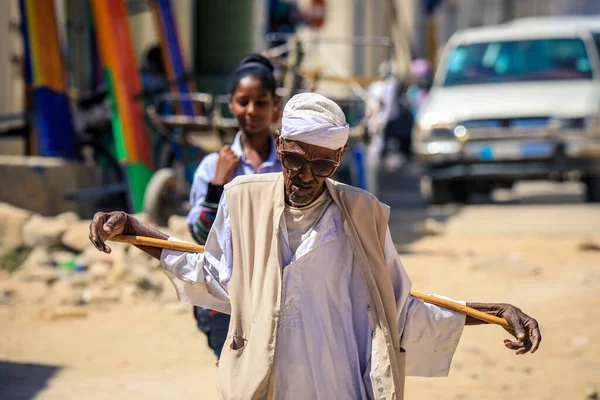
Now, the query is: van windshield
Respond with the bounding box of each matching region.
[443,38,593,86]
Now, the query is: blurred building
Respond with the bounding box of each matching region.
[0,1,24,118]
[2,0,600,117]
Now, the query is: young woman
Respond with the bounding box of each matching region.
[186,54,282,357]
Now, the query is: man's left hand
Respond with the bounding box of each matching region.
[466,303,542,355]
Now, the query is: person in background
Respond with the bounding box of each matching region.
[406,58,433,116]
[380,68,414,170]
[267,0,307,47]
[365,62,390,143]
[364,61,392,194]
[394,80,415,162]
[140,46,169,104]
[186,54,282,357]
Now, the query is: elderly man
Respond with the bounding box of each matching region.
[89,93,541,400]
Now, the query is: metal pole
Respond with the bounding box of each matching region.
[502,0,516,23]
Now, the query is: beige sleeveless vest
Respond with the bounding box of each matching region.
[220,173,405,400]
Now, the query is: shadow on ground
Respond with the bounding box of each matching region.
[375,166,587,247]
[470,181,586,206]
[0,361,61,400]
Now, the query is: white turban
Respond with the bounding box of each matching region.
[280,92,349,150]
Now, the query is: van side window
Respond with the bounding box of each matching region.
[593,33,600,58]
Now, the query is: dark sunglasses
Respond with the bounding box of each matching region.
[277,150,339,178]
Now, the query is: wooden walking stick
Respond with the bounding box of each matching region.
[109,234,513,331]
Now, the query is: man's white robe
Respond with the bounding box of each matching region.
[161,196,465,399]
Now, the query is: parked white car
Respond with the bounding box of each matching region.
[413,16,600,204]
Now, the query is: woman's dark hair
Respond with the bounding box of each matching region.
[229,53,277,97]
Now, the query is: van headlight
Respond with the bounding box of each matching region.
[414,122,456,140]
[550,116,597,130]
[415,111,457,140]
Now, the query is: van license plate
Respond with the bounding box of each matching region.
[520,142,554,158]
[477,143,521,160]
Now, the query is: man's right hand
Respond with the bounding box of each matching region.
[89,211,130,254]
[212,145,240,185]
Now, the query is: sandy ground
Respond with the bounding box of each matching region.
[1,181,600,400]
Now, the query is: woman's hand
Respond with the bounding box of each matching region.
[212,145,240,185]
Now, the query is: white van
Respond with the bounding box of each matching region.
[413,16,600,204]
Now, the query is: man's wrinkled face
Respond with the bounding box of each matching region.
[275,131,346,207]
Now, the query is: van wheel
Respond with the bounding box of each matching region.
[421,177,470,205]
[450,180,470,203]
[585,176,600,202]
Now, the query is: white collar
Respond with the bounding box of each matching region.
[280,202,339,265]
[230,131,279,166]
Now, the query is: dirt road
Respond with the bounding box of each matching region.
[1,180,599,399]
